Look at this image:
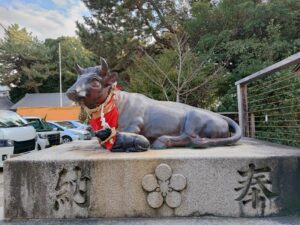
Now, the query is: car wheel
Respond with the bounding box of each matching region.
[37,144,42,150]
[62,136,72,143]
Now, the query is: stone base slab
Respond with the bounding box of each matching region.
[4,138,300,219]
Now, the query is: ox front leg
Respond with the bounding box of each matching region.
[122,117,143,134]
[111,132,150,152]
[152,135,190,149]
[124,125,141,134]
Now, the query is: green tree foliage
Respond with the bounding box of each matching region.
[127,34,223,108]
[76,0,189,71]
[0,24,95,102]
[0,24,50,101]
[186,0,300,111]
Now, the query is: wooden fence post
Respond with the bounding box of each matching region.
[250,113,255,138]
[237,84,249,137]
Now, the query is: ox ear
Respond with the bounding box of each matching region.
[100,57,108,77]
[102,72,118,87]
[75,64,84,75]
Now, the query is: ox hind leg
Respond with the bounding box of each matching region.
[151,110,227,149]
[151,134,190,149]
[151,111,204,149]
[183,111,229,148]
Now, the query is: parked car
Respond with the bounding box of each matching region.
[63,120,94,136]
[0,110,37,167]
[55,121,92,140]
[65,120,89,130]
[24,116,62,149]
[47,121,91,143]
[36,135,49,150]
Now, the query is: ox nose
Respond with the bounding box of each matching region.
[66,84,87,100]
[66,88,77,101]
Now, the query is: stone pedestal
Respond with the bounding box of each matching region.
[4,138,300,219]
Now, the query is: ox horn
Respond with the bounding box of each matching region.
[100,57,108,77]
[75,63,84,75]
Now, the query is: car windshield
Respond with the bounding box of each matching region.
[48,122,61,130]
[56,121,76,129]
[0,111,28,128]
[26,118,53,131]
[68,121,84,127]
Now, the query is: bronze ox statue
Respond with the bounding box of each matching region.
[66,59,241,152]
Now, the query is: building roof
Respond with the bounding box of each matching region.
[0,96,14,110]
[11,93,75,110]
[0,85,10,92]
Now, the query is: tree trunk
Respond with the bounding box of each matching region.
[33,85,40,93]
[176,92,180,102]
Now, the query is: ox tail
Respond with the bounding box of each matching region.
[192,115,242,148]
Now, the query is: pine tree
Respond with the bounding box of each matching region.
[76,0,188,71]
[0,24,50,99]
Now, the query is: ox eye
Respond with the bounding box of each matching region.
[90,78,101,87]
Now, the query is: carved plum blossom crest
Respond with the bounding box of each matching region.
[142,163,187,209]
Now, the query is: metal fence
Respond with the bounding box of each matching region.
[235,52,300,147]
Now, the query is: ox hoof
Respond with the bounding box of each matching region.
[151,140,167,149]
[95,128,112,141]
[111,133,150,152]
[134,135,150,152]
[152,136,172,149]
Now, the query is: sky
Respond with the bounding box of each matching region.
[0,0,90,40]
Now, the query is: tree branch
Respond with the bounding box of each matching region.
[181,66,224,96]
[134,59,170,101]
[139,47,177,90]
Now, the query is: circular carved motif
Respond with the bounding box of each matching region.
[166,191,182,208]
[155,163,172,181]
[147,192,164,208]
[142,174,158,192]
[142,163,187,209]
[170,174,187,191]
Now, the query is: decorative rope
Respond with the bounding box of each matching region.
[80,83,117,126]
[79,83,118,145]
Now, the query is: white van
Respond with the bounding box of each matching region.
[0,110,37,167]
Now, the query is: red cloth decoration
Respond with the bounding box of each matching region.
[89,92,118,150]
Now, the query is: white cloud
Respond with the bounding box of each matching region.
[0,1,89,40]
[52,0,69,6]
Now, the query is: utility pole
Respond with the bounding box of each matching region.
[59,42,62,107]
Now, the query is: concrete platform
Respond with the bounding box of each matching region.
[4,138,300,219]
